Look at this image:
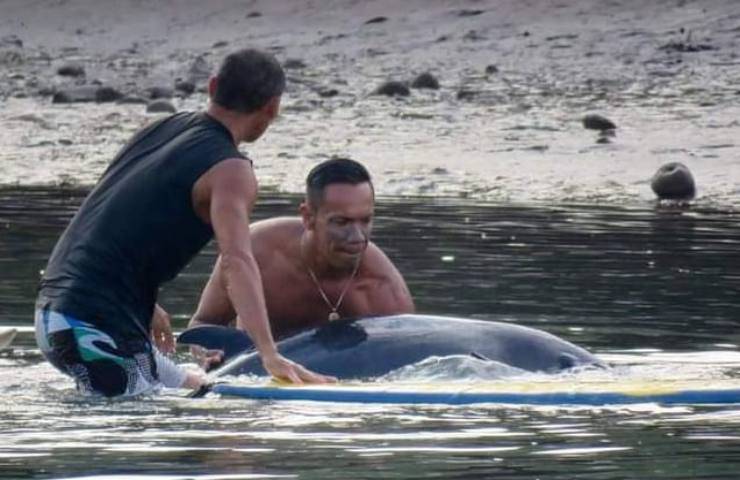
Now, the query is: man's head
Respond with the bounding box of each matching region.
[209,49,285,142]
[301,158,375,270]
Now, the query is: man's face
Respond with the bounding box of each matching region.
[306,182,374,270]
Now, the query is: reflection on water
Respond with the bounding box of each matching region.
[1,186,739,479]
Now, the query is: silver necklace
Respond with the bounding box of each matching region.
[302,236,361,321]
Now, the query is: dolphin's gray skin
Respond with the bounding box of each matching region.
[178,314,602,380]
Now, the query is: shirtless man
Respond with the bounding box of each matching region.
[189,158,415,340]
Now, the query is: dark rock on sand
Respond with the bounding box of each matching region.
[456,89,478,100]
[651,162,696,200]
[1,35,23,48]
[374,81,410,97]
[411,72,440,90]
[57,63,85,77]
[146,99,177,113]
[146,86,174,99]
[457,9,485,17]
[246,11,262,18]
[212,40,229,48]
[582,113,616,131]
[118,95,148,104]
[188,55,212,83]
[283,58,307,70]
[175,79,196,95]
[364,16,388,25]
[317,88,339,98]
[659,40,714,53]
[485,65,499,74]
[0,49,23,66]
[52,86,123,103]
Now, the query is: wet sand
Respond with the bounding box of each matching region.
[1,0,739,205]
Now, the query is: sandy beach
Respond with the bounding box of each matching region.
[1,0,739,205]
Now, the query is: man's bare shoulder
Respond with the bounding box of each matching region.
[359,242,400,279]
[251,217,304,263]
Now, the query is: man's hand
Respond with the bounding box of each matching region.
[189,345,224,371]
[151,304,175,354]
[262,352,337,384]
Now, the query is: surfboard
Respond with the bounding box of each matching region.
[211,379,740,406]
[0,328,17,350]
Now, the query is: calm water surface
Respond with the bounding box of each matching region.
[1,187,739,479]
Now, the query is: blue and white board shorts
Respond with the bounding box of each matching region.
[34,307,187,398]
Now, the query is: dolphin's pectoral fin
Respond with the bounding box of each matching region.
[312,321,368,350]
[177,325,255,360]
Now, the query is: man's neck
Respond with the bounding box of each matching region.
[206,104,245,145]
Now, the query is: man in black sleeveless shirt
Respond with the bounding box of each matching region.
[35,49,335,397]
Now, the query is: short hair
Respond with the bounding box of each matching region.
[213,49,285,113]
[306,158,374,207]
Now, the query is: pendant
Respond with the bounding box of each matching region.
[328,311,340,321]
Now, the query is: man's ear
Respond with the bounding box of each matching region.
[262,95,281,120]
[207,76,218,98]
[299,201,316,230]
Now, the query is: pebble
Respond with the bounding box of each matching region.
[146,99,177,113]
[650,162,696,200]
[374,81,410,97]
[582,113,616,131]
[411,72,440,90]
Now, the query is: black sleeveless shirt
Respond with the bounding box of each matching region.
[39,112,247,341]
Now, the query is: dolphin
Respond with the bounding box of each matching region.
[178,315,602,380]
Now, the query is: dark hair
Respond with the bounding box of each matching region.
[213,49,285,113]
[306,158,374,206]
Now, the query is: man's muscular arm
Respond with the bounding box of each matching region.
[189,255,237,328]
[360,244,415,315]
[192,158,335,384]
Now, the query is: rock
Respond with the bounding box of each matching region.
[175,79,196,95]
[1,35,23,48]
[659,41,714,53]
[485,65,499,74]
[118,96,148,104]
[57,63,85,77]
[146,86,174,99]
[146,99,177,113]
[651,162,696,200]
[317,88,339,98]
[95,86,123,102]
[456,89,478,100]
[246,11,262,18]
[212,40,229,48]
[411,72,440,90]
[582,113,616,131]
[283,58,307,70]
[457,9,485,17]
[374,81,410,97]
[52,86,123,103]
[364,16,388,25]
[188,55,212,83]
[0,49,23,66]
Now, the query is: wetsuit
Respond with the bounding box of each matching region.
[35,112,247,397]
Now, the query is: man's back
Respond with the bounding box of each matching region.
[40,112,243,340]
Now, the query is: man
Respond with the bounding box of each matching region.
[35,49,333,398]
[188,158,415,342]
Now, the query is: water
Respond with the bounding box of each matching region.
[1,187,740,479]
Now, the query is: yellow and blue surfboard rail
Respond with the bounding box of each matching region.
[212,380,740,406]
